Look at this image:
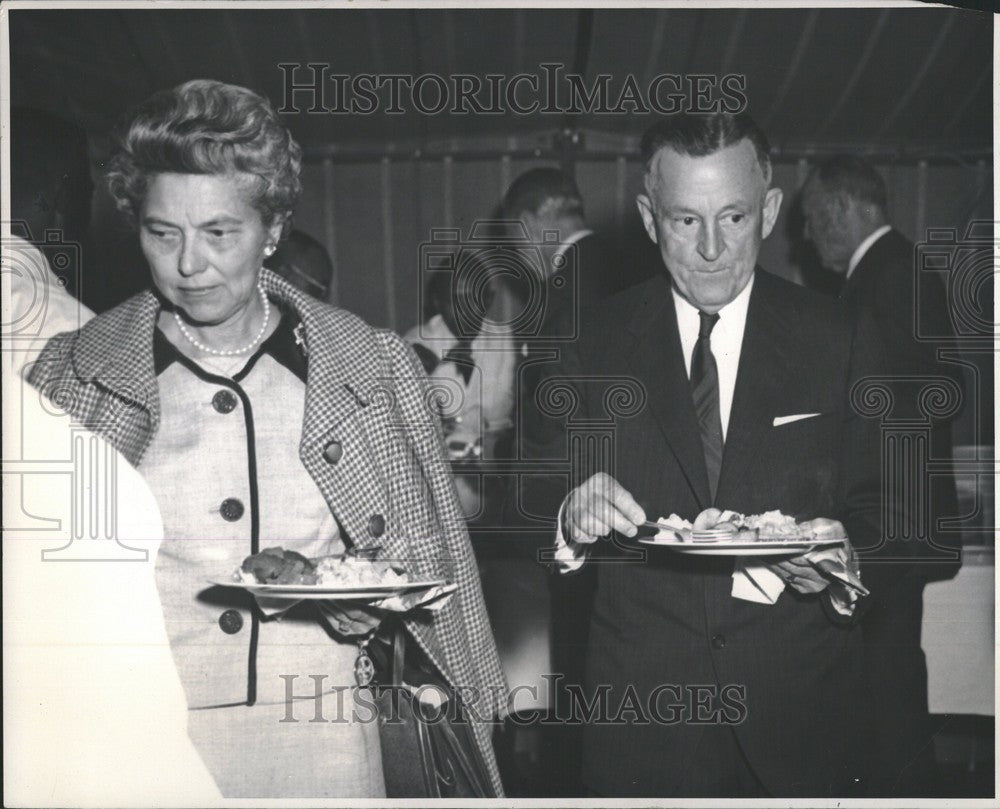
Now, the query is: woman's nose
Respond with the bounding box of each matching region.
[177,239,205,277]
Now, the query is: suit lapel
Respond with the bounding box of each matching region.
[625,275,712,510]
[716,270,797,505]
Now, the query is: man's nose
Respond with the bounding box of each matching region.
[177,237,205,277]
[697,221,724,261]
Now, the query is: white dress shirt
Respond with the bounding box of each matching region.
[672,274,754,442]
[553,275,755,568]
[846,224,892,280]
[551,227,594,274]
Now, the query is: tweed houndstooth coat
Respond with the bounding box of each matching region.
[26,269,508,796]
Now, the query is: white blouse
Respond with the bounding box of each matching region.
[139,314,384,798]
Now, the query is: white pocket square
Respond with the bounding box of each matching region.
[772,413,822,426]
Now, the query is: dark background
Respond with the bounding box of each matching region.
[9,6,994,448]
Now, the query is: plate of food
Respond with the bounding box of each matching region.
[638,509,846,556]
[210,547,448,600]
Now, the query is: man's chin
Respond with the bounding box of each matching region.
[681,275,747,311]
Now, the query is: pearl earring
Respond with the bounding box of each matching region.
[264,244,276,257]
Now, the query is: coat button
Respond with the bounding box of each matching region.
[323,440,343,465]
[219,609,244,634]
[212,390,238,414]
[711,634,726,650]
[368,513,386,538]
[220,498,244,521]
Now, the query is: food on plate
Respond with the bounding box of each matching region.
[653,509,842,542]
[314,555,408,587]
[742,509,800,537]
[239,547,319,584]
[692,508,722,531]
[236,547,409,587]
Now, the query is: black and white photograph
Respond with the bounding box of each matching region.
[1,1,995,805]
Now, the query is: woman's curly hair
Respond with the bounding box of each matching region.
[105,79,302,235]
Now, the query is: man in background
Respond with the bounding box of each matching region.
[500,167,618,340]
[499,168,621,793]
[263,228,335,302]
[801,155,962,796]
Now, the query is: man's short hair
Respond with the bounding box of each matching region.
[806,155,888,215]
[501,167,584,219]
[640,112,772,185]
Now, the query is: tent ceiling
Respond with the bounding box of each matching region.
[9,7,993,161]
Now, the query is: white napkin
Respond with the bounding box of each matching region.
[731,544,865,613]
[732,561,786,603]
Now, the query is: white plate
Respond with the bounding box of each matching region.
[637,537,844,556]
[208,579,447,600]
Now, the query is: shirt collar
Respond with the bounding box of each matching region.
[153,303,307,383]
[552,228,594,267]
[847,224,892,280]
[671,272,755,333]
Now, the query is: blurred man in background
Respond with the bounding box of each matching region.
[802,155,962,796]
[263,228,335,302]
[500,167,618,341]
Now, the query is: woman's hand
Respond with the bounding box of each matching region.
[317,601,386,638]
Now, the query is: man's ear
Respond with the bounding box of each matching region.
[760,187,783,240]
[636,194,658,244]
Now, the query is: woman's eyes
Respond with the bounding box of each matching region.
[147,227,237,241]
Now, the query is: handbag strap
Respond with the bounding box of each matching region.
[391,621,406,687]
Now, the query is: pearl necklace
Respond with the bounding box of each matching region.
[173,281,270,357]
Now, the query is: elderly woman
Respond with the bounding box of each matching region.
[27,80,506,798]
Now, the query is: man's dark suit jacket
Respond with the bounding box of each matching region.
[520,268,885,797]
[842,228,961,795]
[539,231,619,337]
[842,227,961,583]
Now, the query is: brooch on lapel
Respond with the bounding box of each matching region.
[293,322,309,357]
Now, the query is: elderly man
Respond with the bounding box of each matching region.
[521,113,885,797]
[801,155,961,796]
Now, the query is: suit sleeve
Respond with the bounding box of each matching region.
[838,307,923,611]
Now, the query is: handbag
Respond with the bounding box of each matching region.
[367,620,493,798]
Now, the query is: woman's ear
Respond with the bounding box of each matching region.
[267,216,285,247]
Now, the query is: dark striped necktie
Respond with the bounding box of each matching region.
[691,310,723,503]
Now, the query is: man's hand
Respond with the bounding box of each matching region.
[317,601,386,638]
[765,518,853,595]
[564,472,646,544]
